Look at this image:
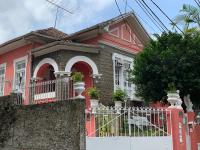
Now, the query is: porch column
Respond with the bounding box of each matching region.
[54,71,71,101]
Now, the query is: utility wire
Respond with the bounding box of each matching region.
[127,6,158,34]
[114,0,132,30]
[150,0,184,34]
[135,0,166,32]
[194,0,200,8]
[122,0,159,34]
[139,0,169,32]
[114,0,144,42]
[46,0,73,14]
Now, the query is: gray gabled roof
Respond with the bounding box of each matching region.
[0,28,68,54]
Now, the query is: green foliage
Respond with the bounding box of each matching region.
[0,101,16,147]
[71,72,84,83]
[112,89,126,102]
[173,4,200,33]
[131,32,200,105]
[87,87,100,99]
[167,83,177,93]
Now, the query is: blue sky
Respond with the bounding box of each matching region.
[0,0,197,43]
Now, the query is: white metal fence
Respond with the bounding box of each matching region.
[13,78,74,105]
[29,78,74,104]
[86,106,171,137]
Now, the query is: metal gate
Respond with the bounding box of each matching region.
[86,106,173,150]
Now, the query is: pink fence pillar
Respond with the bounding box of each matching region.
[167,108,187,150]
[86,114,96,137]
[187,111,200,150]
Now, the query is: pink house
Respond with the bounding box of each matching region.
[0,13,149,107]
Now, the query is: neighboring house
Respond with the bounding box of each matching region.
[0,12,150,108]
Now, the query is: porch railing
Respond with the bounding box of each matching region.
[29,78,74,104]
[86,106,171,137]
[12,78,74,105]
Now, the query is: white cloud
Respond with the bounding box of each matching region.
[0,0,114,44]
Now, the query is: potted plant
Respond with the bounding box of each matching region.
[112,89,126,109]
[71,72,85,98]
[87,87,100,113]
[167,83,182,109]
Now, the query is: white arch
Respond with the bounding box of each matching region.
[33,58,59,78]
[65,56,99,75]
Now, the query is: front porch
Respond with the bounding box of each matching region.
[13,55,101,108]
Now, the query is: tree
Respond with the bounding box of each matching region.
[173,4,200,33]
[131,32,200,106]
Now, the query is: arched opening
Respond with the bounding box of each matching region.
[36,64,56,81]
[32,58,59,103]
[33,58,59,79]
[71,61,93,109]
[65,56,99,109]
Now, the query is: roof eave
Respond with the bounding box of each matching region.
[32,41,101,57]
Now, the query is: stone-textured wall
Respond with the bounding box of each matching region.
[97,44,134,105]
[0,95,85,150]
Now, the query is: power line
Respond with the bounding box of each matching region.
[136,0,167,32]
[114,0,145,41]
[122,0,160,33]
[139,0,169,32]
[150,0,184,34]
[46,0,73,14]
[134,0,164,32]
[135,0,166,32]
[194,0,200,8]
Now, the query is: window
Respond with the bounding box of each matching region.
[13,57,27,93]
[0,64,6,96]
[113,53,135,100]
[123,61,132,98]
[114,58,123,88]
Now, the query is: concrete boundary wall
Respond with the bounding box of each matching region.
[0,95,85,150]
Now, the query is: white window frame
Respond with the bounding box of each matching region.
[13,56,28,93]
[0,63,6,96]
[112,53,135,100]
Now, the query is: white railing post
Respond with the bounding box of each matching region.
[128,107,131,136]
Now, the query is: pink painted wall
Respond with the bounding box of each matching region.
[83,22,144,53]
[0,43,42,104]
[86,115,96,137]
[0,44,32,103]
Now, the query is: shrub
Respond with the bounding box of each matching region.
[71,72,84,83]
[87,87,100,99]
[112,89,126,102]
[167,83,177,93]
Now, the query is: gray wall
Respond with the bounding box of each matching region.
[0,95,85,150]
[32,43,135,105]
